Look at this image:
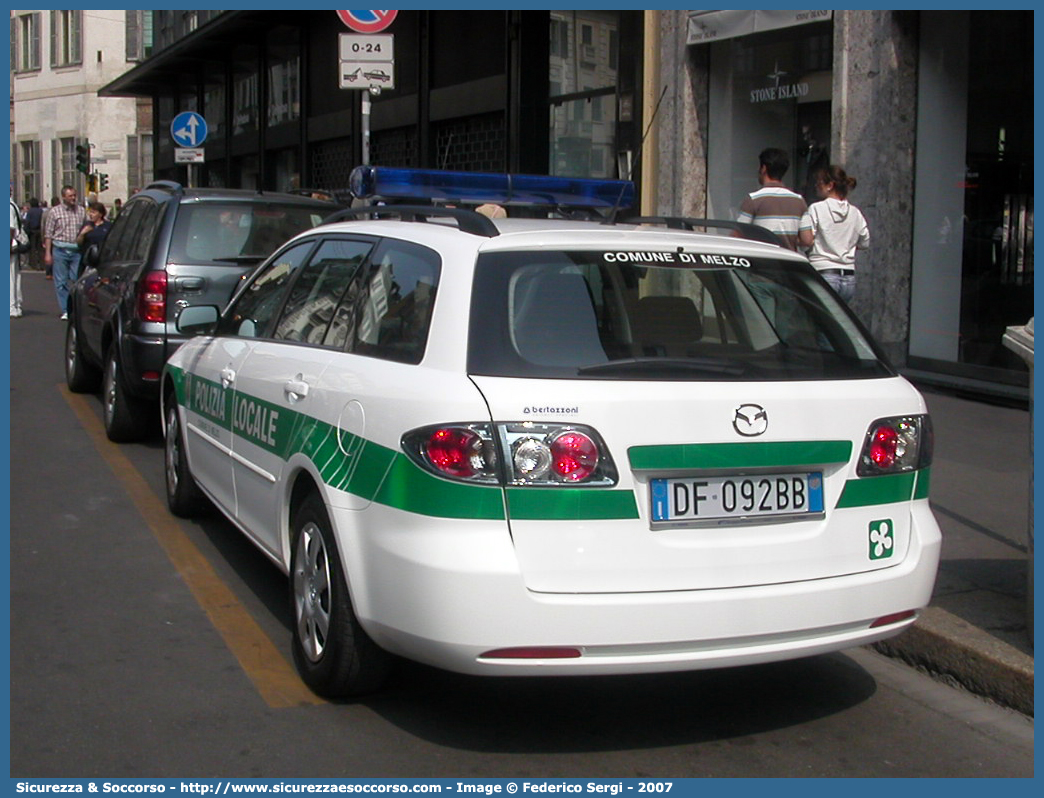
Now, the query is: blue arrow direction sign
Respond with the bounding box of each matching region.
[171,111,208,148]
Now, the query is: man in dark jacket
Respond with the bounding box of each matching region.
[24,198,44,270]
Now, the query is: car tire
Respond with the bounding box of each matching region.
[164,400,208,517]
[65,319,101,393]
[290,492,391,698]
[103,344,149,442]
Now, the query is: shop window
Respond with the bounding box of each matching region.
[232,47,259,138]
[267,27,301,128]
[910,10,1032,376]
[705,21,833,219]
[549,10,620,179]
[203,76,226,140]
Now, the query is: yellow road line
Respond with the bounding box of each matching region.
[60,385,325,708]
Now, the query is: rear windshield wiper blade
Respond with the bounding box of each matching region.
[211,255,266,264]
[577,357,748,377]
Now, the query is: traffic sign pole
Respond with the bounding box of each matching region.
[335,13,398,165]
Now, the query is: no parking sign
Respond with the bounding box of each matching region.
[337,10,398,33]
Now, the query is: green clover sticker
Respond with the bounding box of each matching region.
[869,519,894,560]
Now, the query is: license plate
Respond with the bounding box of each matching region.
[650,472,824,523]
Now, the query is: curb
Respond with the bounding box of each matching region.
[873,606,1034,717]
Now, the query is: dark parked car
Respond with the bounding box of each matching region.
[65,180,338,441]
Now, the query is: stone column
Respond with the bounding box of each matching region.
[831,10,920,366]
[655,10,708,219]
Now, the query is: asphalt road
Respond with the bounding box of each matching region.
[8,271,1034,778]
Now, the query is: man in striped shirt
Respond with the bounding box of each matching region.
[44,185,87,320]
[736,148,807,251]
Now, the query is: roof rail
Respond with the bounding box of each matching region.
[321,204,500,238]
[613,215,783,247]
[144,180,184,194]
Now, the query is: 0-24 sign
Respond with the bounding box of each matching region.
[339,34,394,62]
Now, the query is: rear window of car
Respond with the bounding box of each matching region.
[167,202,328,264]
[467,250,893,381]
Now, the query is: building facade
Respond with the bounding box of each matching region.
[99,9,1031,398]
[10,9,154,205]
[101,10,644,195]
[654,9,1032,397]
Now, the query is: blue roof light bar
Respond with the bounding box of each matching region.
[349,166,636,209]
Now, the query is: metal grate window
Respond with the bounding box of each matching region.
[310,138,355,192]
[370,127,418,168]
[431,113,506,172]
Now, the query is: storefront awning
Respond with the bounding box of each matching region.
[687,9,833,46]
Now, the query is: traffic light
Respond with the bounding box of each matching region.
[85,174,97,194]
[75,142,90,174]
[98,173,109,193]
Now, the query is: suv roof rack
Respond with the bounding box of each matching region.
[144,180,184,194]
[321,205,500,238]
[613,215,783,247]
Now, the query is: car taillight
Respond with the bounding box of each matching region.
[425,427,493,480]
[137,270,168,323]
[550,431,599,482]
[402,422,617,486]
[857,415,933,476]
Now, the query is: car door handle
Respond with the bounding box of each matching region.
[284,378,310,400]
[175,276,206,293]
[220,368,236,388]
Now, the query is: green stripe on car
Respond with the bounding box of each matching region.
[167,366,924,518]
[627,440,853,470]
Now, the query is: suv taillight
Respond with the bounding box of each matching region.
[402,422,618,487]
[137,270,168,323]
[857,415,933,476]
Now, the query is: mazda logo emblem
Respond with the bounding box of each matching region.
[733,404,768,437]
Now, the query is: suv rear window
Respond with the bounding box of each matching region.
[167,202,328,264]
[467,250,892,381]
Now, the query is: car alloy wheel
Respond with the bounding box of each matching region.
[102,345,148,442]
[164,400,207,517]
[293,518,332,663]
[65,320,100,393]
[289,493,391,697]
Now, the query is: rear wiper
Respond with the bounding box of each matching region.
[577,357,747,377]
[211,255,266,264]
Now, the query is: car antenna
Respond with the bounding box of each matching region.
[605,84,668,224]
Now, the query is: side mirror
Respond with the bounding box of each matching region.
[79,244,100,277]
[176,305,220,335]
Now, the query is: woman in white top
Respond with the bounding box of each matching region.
[798,165,869,303]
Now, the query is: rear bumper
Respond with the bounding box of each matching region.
[331,499,942,676]
[123,331,192,400]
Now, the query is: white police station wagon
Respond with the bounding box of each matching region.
[162,167,940,697]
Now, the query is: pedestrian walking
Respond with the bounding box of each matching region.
[24,198,44,270]
[77,202,112,252]
[10,191,25,318]
[736,147,808,251]
[798,165,870,304]
[42,196,60,279]
[43,185,87,319]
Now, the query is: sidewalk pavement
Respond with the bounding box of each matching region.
[874,383,1034,716]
